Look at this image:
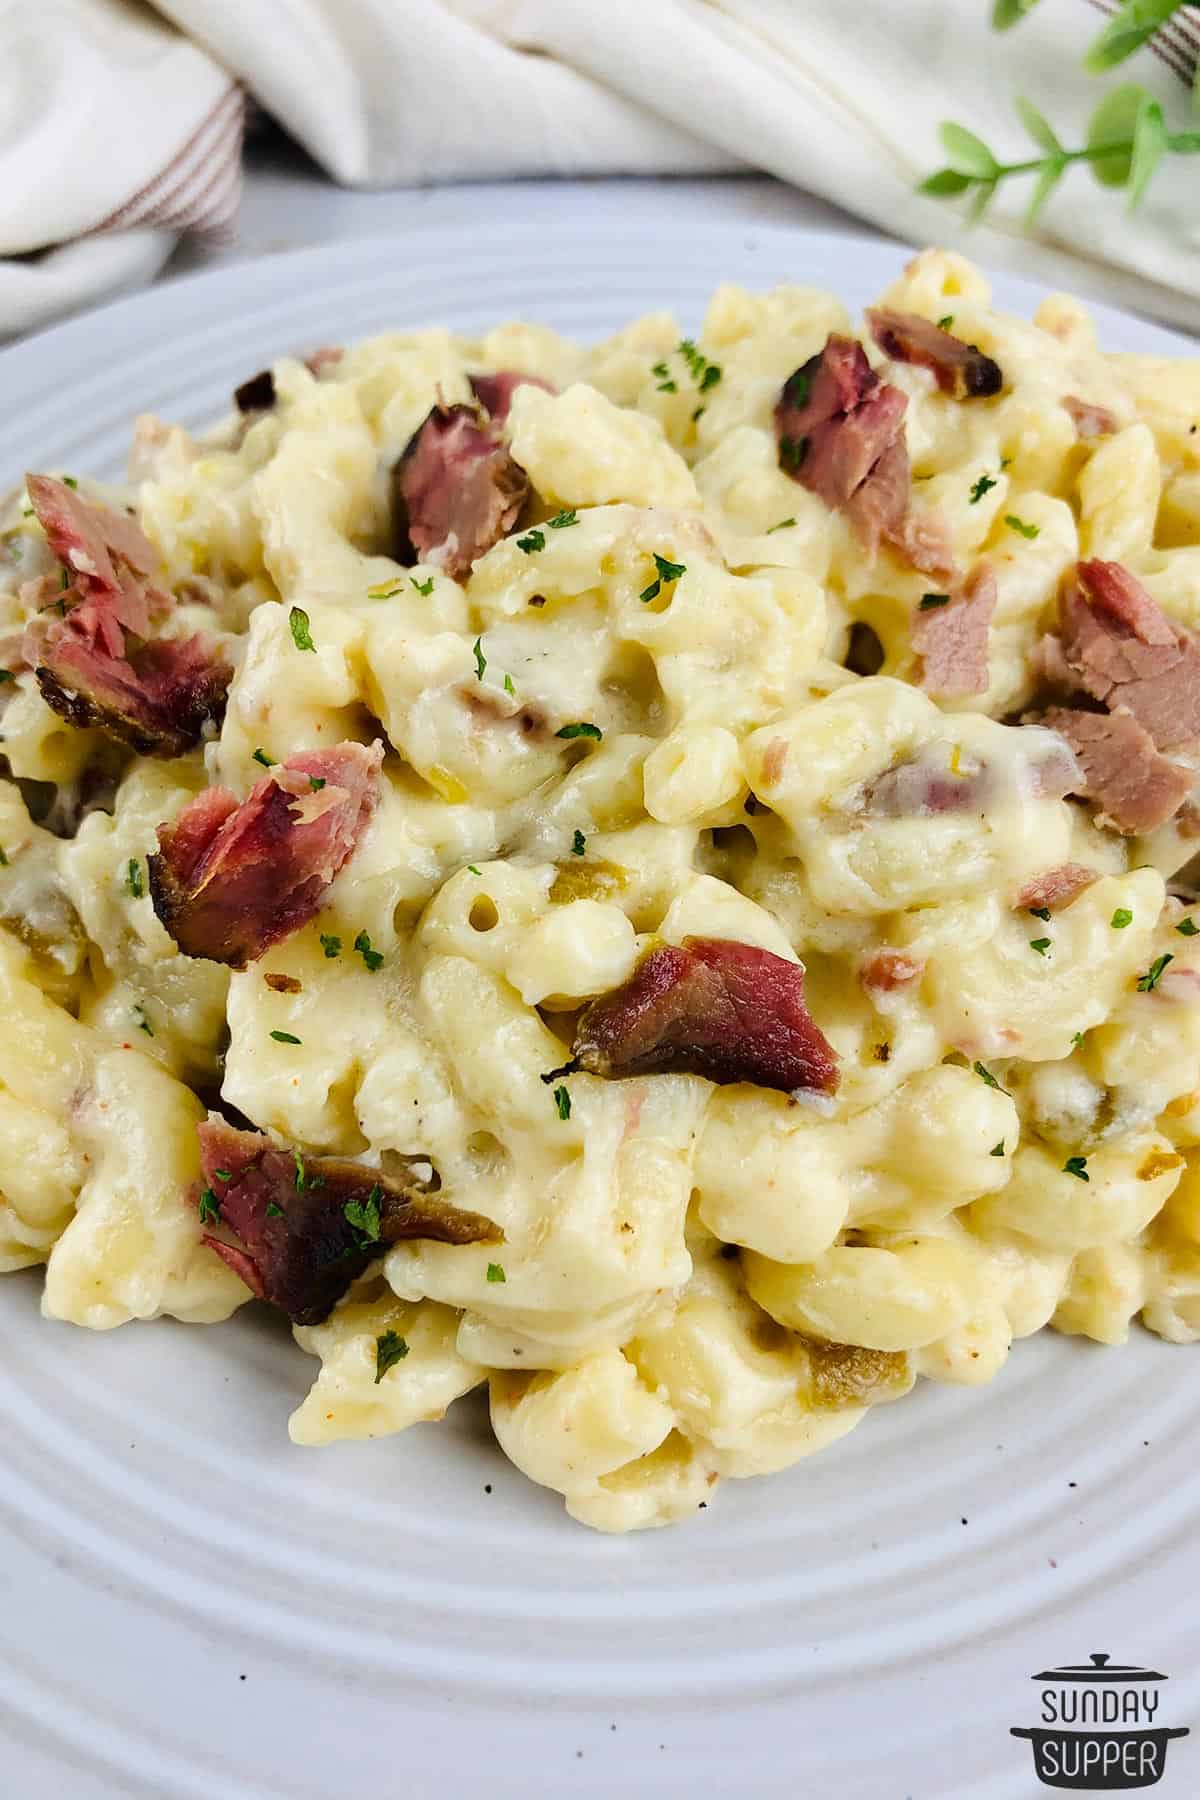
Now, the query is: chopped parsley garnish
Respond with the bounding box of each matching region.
[308,775,326,791]
[197,1188,220,1225]
[1004,515,1040,539]
[265,1201,283,1218]
[288,606,316,652]
[919,592,951,610]
[367,579,404,599]
[1111,908,1133,930]
[990,1141,1005,1156]
[516,528,545,555]
[133,1003,153,1037]
[466,864,481,876]
[213,1170,232,1183]
[691,405,705,423]
[125,858,144,899]
[1028,906,1051,921]
[651,359,677,393]
[252,747,275,768]
[677,339,722,391]
[969,473,998,504]
[780,434,809,472]
[354,929,384,972]
[571,829,586,857]
[269,1029,302,1044]
[1177,917,1199,936]
[319,933,341,958]
[503,672,516,697]
[1137,952,1174,992]
[1071,1030,1084,1047]
[556,721,602,741]
[411,576,434,595]
[973,1060,1007,1092]
[473,637,486,680]
[553,1085,572,1120]
[294,1150,308,1190]
[0,671,13,684]
[1029,936,1052,956]
[767,517,796,534]
[374,1330,409,1382]
[1062,1155,1090,1182]
[344,1187,382,1245]
[784,367,812,407]
[936,314,954,330]
[640,552,687,604]
[547,510,578,530]
[486,1261,506,1284]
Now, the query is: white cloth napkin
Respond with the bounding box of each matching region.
[3,0,1199,337]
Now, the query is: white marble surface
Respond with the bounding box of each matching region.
[162,133,878,290]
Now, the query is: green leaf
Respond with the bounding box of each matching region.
[992,0,1044,27]
[288,606,316,652]
[1085,0,1186,74]
[1087,82,1152,186]
[918,168,973,197]
[1128,96,1168,208]
[1025,159,1065,226]
[1015,96,1062,155]
[939,122,999,178]
[374,1331,409,1383]
[966,179,998,223]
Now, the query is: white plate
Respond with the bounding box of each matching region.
[1,223,1197,1800]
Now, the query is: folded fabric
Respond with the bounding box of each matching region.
[2,0,1199,336]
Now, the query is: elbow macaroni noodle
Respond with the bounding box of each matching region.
[3,247,1200,1530]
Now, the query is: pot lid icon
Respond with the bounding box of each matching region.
[1031,1652,1166,1683]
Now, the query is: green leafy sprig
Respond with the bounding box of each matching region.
[923,87,1200,224]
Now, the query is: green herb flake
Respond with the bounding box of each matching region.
[308,775,326,792]
[556,722,602,741]
[651,361,670,378]
[319,933,341,959]
[213,1170,232,1183]
[653,553,686,584]
[640,577,662,604]
[486,1261,507,1284]
[990,1141,1005,1156]
[1029,936,1052,956]
[1063,1155,1090,1182]
[919,592,951,611]
[937,314,955,330]
[1177,917,1199,937]
[344,1186,382,1245]
[133,1003,154,1037]
[691,405,706,424]
[197,1188,220,1225]
[294,1150,308,1191]
[265,1201,283,1218]
[1111,908,1133,930]
[252,748,275,768]
[969,473,998,504]
[354,929,384,972]
[289,606,316,652]
[374,1330,409,1382]
[571,829,586,857]
[553,1085,572,1121]
[503,672,516,697]
[125,858,144,899]
[270,1029,302,1045]
[367,579,404,599]
[785,368,812,407]
[0,847,7,867]
[466,864,481,876]
[767,517,796,534]
[547,510,578,530]
[516,529,545,555]
[657,378,678,393]
[473,637,486,680]
[780,434,809,472]
[411,576,434,596]
[973,1060,1007,1092]
[0,671,14,684]
[1071,1030,1084,1047]
[1137,952,1174,992]
[1028,906,1051,922]
[1005,514,1040,539]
